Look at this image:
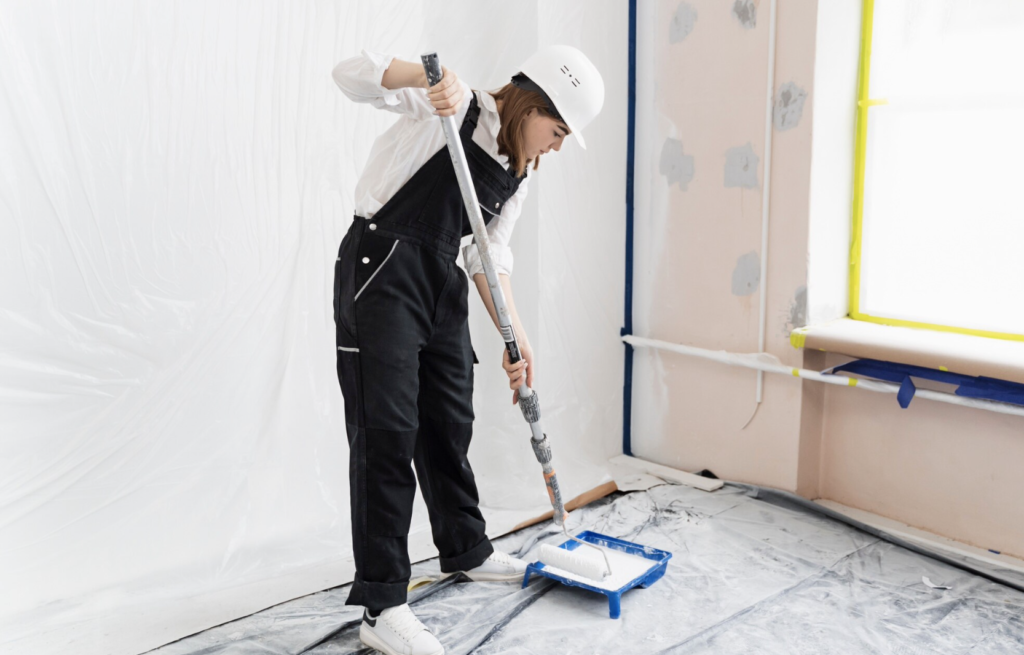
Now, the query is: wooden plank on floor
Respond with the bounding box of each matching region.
[512,481,619,531]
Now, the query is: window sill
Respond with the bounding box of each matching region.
[790,318,1024,385]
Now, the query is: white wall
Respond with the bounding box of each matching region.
[0,2,627,653]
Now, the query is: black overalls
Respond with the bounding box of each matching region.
[333,91,525,612]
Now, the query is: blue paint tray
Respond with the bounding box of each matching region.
[521,530,672,619]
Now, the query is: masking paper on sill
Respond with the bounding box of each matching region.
[791,319,1024,385]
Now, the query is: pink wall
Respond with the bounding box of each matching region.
[818,353,1024,559]
[633,0,817,491]
[636,0,1024,560]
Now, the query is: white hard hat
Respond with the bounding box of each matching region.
[513,45,605,149]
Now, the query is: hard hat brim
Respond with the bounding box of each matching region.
[570,126,587,149]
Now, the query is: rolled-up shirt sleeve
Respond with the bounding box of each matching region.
[331,49,436,119]
[462,174,530,278]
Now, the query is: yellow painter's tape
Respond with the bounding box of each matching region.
[792,368,800,377]
[849,0,875,317]
[848,378,858,387]
[850,312,1024,343]
[790,329,808,349]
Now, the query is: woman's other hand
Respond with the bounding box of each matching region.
[427,66,464,117]
[502,344,535,405]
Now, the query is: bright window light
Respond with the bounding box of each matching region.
[855,0,1024,339]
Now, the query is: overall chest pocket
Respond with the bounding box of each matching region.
[465,143,514,218]
[415,144,514,241]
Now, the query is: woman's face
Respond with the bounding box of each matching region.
[523,109,569,161]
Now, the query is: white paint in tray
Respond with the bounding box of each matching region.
[540,546,657,591]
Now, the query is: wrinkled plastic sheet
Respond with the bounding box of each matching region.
[151,482,1024,654]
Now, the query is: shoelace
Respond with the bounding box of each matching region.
[488,550,513,567]
[383,605,428,642]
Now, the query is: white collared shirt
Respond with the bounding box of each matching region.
[332,50,529,277]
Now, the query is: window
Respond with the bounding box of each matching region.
[850,0,1024,341]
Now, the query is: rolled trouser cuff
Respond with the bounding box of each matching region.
[439,535,494,573]
[345,578,409,613]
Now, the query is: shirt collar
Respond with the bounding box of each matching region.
[479,91,501,138]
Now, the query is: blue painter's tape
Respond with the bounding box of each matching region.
[897,376,916,409]
[831,359,1024,409]
[955,377,1024,406]
[622,0,637,457]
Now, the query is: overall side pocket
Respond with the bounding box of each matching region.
[335,233,358,342]
[336,341,362,429]
[353,235,400,302]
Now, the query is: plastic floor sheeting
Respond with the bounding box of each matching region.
[151,483,1024,654]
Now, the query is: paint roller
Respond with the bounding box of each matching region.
[537,543,611,580]
[421,52,613,582]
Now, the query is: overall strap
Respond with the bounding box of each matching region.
[459,91,482,139]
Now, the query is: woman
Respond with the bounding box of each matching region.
[332,45,604,655]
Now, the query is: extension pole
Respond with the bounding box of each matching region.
[420,53,567,526]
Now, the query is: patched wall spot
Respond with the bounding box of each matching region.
[774,82,808,131]
[670,3,698,43]
[660,138,696,191]
[732,0,757,29]
[724,143,759,189]
[788,286,807,330]
[732,251,761,296]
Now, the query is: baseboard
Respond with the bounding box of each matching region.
[609,455,725,492]
[815,499,1024,576]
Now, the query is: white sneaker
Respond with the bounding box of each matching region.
[442,550,528,582]
[359,604,444,655]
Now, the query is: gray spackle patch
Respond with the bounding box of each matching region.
[774,82,808,131]
[788,286,807,329]
[724,143,759,189]
[669,3,698,43]
[732,0,757,29]
[732,252,761,296]
[659,138,695,191]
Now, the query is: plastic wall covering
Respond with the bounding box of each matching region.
[0,2,626,653]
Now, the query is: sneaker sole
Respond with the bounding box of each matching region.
[360,623,445,655]
[440,571,526,582]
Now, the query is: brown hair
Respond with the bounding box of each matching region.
[488,83,570,178]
